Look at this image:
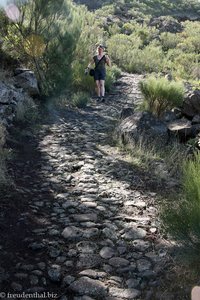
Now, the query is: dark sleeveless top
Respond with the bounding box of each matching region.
[93,55,106,71]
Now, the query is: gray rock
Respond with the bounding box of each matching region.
[126,278,140,288]
[83,228,99,238]
[69,277,108,297]
[37,262,46,271]
[102,228,118,241]
[132,240,151,251]
[192,114,200,124]
[62,200,78,209]
[64,261,74,268]
[48,229,60,236]
[62,226,83,240]
[77,254,102,269]
[14,273,28,279]
[72,214,98,222]
[11,282,23,291]
[31,270,43,276]
[100,247,116,259]
[79,269,107,279]
[120,107,134,120]
[48,265,62,282]
[117,111,168,146]
[14,70,39,96]
[182,89,200,118]
[28,242,45,251]
[76,241,98,254]
[62,275,75,286]
[122,227,147,240]
[20,264,34,271]
[109,257,130,268]
[137,259,152,272]
[109,287,141,299]
[48,247,61,258]
[30,275,39,285]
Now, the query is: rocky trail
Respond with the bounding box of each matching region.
[0,73,179,300]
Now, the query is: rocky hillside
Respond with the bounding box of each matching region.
[73,0,200,20]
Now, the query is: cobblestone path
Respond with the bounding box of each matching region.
[0,74,173,300]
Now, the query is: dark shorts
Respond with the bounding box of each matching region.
[94,68,106,81]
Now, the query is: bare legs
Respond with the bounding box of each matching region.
[100,80,105,97]
[95,80,105,97]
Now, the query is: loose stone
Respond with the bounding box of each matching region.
[109,287,141,299]
[47,265,62,282]
[69,277,108,297]
[109,257,130,268]
[100,247,116,259]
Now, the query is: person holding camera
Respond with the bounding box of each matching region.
[85,44,111,102]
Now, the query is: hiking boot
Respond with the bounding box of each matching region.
[100,97,105,102]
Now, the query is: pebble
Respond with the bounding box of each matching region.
[47,265,62,282]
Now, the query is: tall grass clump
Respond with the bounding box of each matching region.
[162,152,200,258]
[72,92,89,108]
[139,76,184,117]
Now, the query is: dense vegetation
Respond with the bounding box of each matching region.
[1,0,200,94]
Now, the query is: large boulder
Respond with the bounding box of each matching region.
[0,81,24,104]
[167,118,200,142]
[14,68,39,97]
[0,80,27,126]
[117,111,168,146]
[182,89,200,118]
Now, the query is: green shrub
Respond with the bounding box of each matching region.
[105,65,121,92]
[139,76,184,117]
[130,42,164,73]
[160,32,180,51]
[162,152,200,253]
[72,92,89,108]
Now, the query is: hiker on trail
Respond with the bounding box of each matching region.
[86,44,111,102]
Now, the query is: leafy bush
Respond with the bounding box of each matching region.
[139,76,184,117]
[162,152,200,253]
[131,42,164,73]
[160,32,181,51]
[105,65,121,92]
[72,92,89,108]
[2,0,99,95]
